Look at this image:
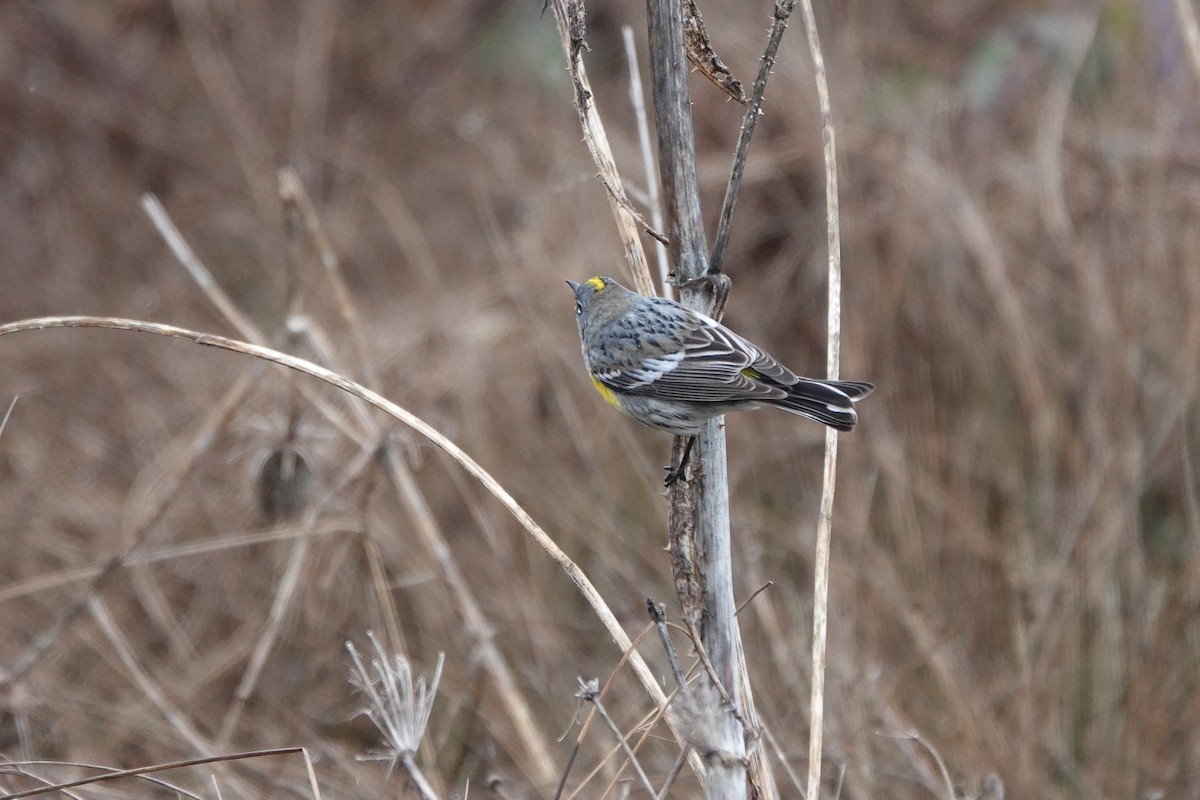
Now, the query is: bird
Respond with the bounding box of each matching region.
[567,275,874,484]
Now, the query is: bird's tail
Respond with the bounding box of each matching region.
[770,379,875,432]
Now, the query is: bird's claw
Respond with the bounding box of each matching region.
[663,463,685,487]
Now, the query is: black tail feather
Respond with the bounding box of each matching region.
[768,378,875,432]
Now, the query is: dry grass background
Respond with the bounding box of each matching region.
[2,0,1199,797]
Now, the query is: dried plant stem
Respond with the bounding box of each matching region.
[0,316,683,766]
[0,520,352,605]
[577,679,658,797]
[11,760,199,798]
[377,445,556,785]
[797,0,841,797]
[0,748,321,800]
[548,0,657,296]
[217,534,312,745]
[141,195,263,344]
[89,597,215,755]
[0,369,255,685]
[1036,13,1097,246]
[710,0,798,274]
[1176,0,1200,86]
[0,396,16,439]
[622,25,671,297]
[648,600,688,692]
[399,752,440,800]
[556,623,663,799]
[657,745,692,799]
[876,730,955,800]
[280,175,517,790]
[216,436,381,746]
[645,1,745,798]
[170,0,279,224]
[279,168,381,388]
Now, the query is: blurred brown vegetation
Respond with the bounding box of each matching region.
[2,0,1199,798]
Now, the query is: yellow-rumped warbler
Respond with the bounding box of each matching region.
[568,276,873,480]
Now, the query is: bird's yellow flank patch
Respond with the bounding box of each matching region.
[585,276,607,291]
[590,374,621,408]
[740,367,763,379]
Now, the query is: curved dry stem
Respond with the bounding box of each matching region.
[876,730,956,800]
[0,316,677,737]
[1035,13,1097,246]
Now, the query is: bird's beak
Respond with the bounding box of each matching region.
[566,280,581,292]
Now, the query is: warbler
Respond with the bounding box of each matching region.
[568,276,873,481]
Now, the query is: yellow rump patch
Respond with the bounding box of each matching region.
[590,374,621,408]
[740,367,763,379]
[584,276,607,291]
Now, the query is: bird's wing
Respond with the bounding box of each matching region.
[590,304,798,404]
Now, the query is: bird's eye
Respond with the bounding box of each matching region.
[575,302,583,316]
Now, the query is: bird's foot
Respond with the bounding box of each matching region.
[663,462,685,487]
[663,435,697,488]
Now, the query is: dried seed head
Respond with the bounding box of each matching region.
[257,442,314,521]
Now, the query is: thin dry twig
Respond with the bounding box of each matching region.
[796,0,843,797]
[279,167,381,389]
[734,581,774,616]
[680,619,748,734]
[575,678,658,799]
[0,316,680,755]
[555,622,660,800]
[734,629,775,800]
[0,748,321,800]
[709,0,798,275]
[0,396,16,440]
[761,724,807,796]
[87,597,215,756]
[548,0,659,295]
[622,25,672,297]
[1036,13,1098,245]
[0,370,256,685]
[875,729,956,800]
[141,195,263,344]
[647,599,688,692]
[0,760,199,800]
[278,175,553,786]
[216,435,382,746]
[565,716,668,800]
[656,745,692,800]
[1175,0,1200,88]
[0,520,351,605]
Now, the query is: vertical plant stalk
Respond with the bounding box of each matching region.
[1175,0,1200,87]
[798,2,841,798]
[645,1,745,798]
[547,0,657,296]
[710,0,799,275]
[621,25,672,298]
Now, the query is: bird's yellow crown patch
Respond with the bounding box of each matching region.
[584,276,607,291]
